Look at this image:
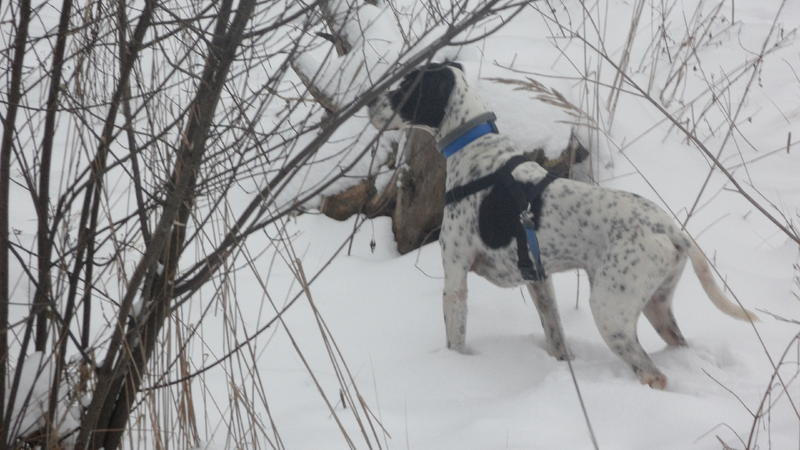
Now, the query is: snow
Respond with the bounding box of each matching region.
[199,1,800,448]
[223,209,797,449]
[5,352,80,443]
[4,0,800,448]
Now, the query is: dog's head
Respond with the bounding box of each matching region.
[368,61,463,133]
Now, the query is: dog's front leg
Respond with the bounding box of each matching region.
[442,264,469,352]
[527,277,572,360]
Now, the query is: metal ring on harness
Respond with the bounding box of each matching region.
[445,156,558,281]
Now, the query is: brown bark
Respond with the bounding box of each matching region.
[392,130,445,254]
[34,0,76,355]
[40,1,77,444]
[320,171,397,220]
[86,0,260,447]
[0,1,31,444]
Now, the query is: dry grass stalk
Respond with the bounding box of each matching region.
[606,0,645,128]
[485,76,598,128]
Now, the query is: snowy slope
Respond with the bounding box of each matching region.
[188,1,800,449]
[242,211,796,449]
[6,0,796,448]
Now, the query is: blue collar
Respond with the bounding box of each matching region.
[438,112,499,158]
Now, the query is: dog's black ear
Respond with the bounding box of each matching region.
[390,66,455,129]
[438,74,454,97]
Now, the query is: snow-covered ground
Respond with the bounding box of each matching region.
[241,208,796,449]
[5,0,800,448]
[196,1,800,449]
[175,1,800,449]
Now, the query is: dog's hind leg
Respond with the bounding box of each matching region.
[643,267,687,347]
[443,261,469,352]
[590,289,666,388]
[527,278,572,360]
[590,246,671,388]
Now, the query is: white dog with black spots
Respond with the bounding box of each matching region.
[367,62,756,389]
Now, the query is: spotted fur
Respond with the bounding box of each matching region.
[368,63,757,389]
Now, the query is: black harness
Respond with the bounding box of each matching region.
[444,153,558,281]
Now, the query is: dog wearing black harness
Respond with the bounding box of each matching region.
[367,62,756,389]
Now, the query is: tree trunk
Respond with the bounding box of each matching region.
[393,130,445,254]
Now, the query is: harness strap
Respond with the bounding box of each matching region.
[525,172,558,230]
[518,172,558,279]
[444,155,559,281]
[444,155,530,206]
[516,226,540,281]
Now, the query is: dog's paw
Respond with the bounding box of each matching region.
[639,371,667,390]
[446,341,475,355]
[553,350,574,361]
[545,343,574,361]
[548,349,574,361]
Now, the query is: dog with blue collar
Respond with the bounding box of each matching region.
[367,62,756,389]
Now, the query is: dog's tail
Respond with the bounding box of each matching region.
[687,243,758,322]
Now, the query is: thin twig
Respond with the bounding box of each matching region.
[565,357,600,450]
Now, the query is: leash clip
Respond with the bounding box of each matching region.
[519,207,535,229]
